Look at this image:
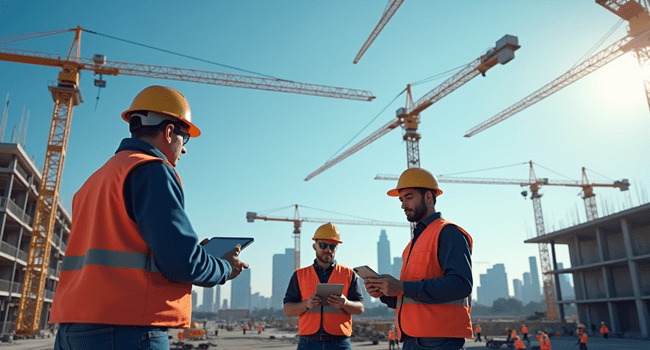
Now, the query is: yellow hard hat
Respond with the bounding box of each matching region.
[312,222,342,243]
[121,85,201,137]
[387,168,442,197]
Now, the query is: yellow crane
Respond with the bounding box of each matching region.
[353,0,404,64]
[376,161,630,319]
[0,25,375,336]
[246,204,409,270]
[464,0,650,137]
[305,34,520,181]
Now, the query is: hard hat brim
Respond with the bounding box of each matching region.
[387,187,443,197]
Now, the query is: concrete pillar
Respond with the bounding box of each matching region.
[621,218,649,338]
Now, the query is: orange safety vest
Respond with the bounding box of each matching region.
[511,330,517,339]
[540,334,551,350]
[514,338,526,349]
[296,264,353,336]
[396,218,473,340]
[388,331,396,341]
[50,151,192,327]
[580,333,588,344]
[600,324,609,334]
[475,326,482,333]
[522,326,528,334]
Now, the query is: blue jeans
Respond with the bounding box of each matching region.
[297,336,351,350]
[54,323,169,350]
[402,337,464,350]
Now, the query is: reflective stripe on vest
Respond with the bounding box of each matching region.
[396,218,473,340]
[61,249,160,273]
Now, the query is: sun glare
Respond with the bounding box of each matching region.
[595,55,646,106]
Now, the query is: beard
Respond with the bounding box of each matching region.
[316,251,334,265]
[405,197,427,222]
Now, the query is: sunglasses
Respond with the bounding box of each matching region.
[173,127,190,145]
[317,242,338,250]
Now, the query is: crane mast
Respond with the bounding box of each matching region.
[246,205,409,270]
[1,25,376,336]
[465,0,650,137]
[305,34,519,181]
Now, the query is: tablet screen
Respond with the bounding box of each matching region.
[203,237,254,258]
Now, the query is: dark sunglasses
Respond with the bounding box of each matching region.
[173,127,190,145]
[317,242,338,250]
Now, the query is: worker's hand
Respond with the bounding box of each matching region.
[363,278,385,298]
[365,274,404,297]
[305,294,321,309]
[221,244,250,280]
[199,238,210,246]
[326,294,348,309]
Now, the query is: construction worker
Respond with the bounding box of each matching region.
[258,324,263,334]
[509,328,517,346]
[514,335,526,349]
[283,223,364,350]
[474,324,482,342]
[521,324,529,344]
[599,321,609,339]
[388,329,397,350]
[537,331,551,350]
[364,168,473,350]
[576,329,588,350]
[49,85,249,350]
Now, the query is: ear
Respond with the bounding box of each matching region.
[163,124,174,144]
[313,242,317,251]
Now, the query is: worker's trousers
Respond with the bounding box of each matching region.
[54,323,169,350]
[401,337,465,350]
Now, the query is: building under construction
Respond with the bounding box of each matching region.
[0,142,69,334]
[527,202,650,338]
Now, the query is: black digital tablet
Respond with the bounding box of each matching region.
[203,237,254,258]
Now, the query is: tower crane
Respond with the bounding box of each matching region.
[376,161,630,319]
[353,0,404,64]
[0,26,375,336]
[464,0,650,137]
[305,34,520,181]
[246,204,409,270]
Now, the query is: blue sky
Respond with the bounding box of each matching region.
[2,1,649,307]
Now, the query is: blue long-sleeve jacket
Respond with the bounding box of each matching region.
[380,212,472,308]
[119,138,231,287]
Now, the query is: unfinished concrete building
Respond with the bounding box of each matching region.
[526,202,650,338]
[0,143,70,333]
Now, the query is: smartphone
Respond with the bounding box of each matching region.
[353,265,382,279]
[203,237,254,258]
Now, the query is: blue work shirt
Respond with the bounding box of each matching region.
[284,260,364,305]
[119,138,232,287]
[380,212,472,308]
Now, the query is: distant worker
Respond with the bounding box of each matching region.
[258,324,263,334]
[509,328,517,346]
[521,324,529,343]
[537,331,551,350]
[474,324,482,342]
[243,324,248,335]
[364,168,473,350]
[576,330,588,350]
[388,329,397,350]
[514,335,526,349]
[284,223,364,350]
[49,85,249,350]
[599,322,609,339]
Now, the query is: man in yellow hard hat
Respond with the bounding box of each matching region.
[364,168,473,350]
[284,223,364,350]
[50,85,249,350]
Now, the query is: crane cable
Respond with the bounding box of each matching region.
[82,29,281,80]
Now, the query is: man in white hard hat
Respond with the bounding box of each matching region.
[50,86,249,350]
[364,168,473,350]
[284,223,365,350]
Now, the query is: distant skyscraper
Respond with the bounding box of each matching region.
[231,268,251,309]
[203,286,214,312]
[192,290,198,311]
[529,256,542,302]
[214,285,221,312]
[272,248,294,310]
[477,263,509,306]
[392,257,402,278]
[222,299,228,310]
[513,279,523,301]
[377,229,391,275]
[557,262,574,300]
[522,272,533,304]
